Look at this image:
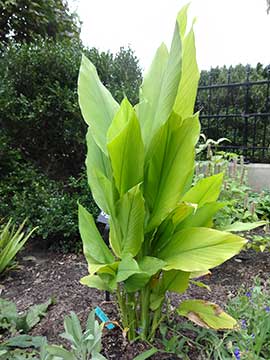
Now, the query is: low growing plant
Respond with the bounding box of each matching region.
[78,6,247,341]
[195,138,269,238]
[0,219,37,274]
[0,309,106,360]
[0,298,53,335]
[197,278,270,359]
[155,279,270,359]
[45,310,107,360]
[0,138,98,252]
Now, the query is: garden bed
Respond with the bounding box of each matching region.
[1,243,270,359]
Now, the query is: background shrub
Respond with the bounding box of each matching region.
[0,37,142,251]
[0,135,98,252]
[0,39,142,178]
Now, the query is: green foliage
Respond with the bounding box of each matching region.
[0,309,106,360]
[0,30,141,252]
[0,0,81,44]
[190,279,270,359]
[195,139,268,232]
[78,6,246,341]
[132,348,158,360]
[0,335,46,360]
[225,279,270,359]
[155,279,270,359]
[246,234,270,252]
[45,310,107,360]
[0,298,52,335]
[250,189,270,221]
[0,219,36,274]
[0,139,98,251]
[0,40,142,178]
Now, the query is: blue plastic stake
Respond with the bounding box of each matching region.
[95,306,115,330]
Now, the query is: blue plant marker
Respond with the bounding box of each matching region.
[95,306,115,329]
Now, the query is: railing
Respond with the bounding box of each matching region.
[196,65,270,162]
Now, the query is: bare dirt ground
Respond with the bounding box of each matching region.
[1,243,270,359]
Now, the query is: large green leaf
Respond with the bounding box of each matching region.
[109,185,145,258]
[85,131,114,214]
[152,202,196,255]
[159,227,246,272]
[161,270,190,293]
[172,202,197,225]
[116,254,140,282]
[173,22,199,119]
[178,299,237,329]
[117,255,165,292]
[220,220,266,232]
[138,9,185,148]
[80,275,112,292]
[175,202,226,231]
[78,54,119,153]
[181,173,224,207]
[150,270,190,311]
[137,43,168,146]
[178,3,190,38]
[144,113,200,231]
[107,99,144,197]
[78,204,114,267]
[117,255,165,283]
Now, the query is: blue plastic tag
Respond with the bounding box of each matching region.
[95,306,115,329]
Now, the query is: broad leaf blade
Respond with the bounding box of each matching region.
[178,299,237,329]
[78,204,114,266]
[117,254,140,282]
[220,220,266,232]
[181,173,224,207]
[80,275,114,291]
[137,43,168,146]
[161,270,190,294]
[175,202,226,231]
[138,12,183,149]
[78,54,119,153]
[107,99,144,197]
[85,128,114,214]
[159,227,247,272]
[174,23,199,119]
[122,256,165,292]
[145,113,200,231]
[109,185,145,257]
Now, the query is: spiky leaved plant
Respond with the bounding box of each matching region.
[77,5,246,341]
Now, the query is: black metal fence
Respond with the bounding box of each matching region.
[196,65,270,162]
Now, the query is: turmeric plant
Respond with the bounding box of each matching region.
[78,5,246,340]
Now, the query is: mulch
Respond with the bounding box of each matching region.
[1,241,270,359]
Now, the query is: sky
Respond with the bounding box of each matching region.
[69,0,270,72]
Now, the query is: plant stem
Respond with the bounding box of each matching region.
[127,293,136,341]
[149,304,162,341]
[141,285,151,340]
[116,285,128,329]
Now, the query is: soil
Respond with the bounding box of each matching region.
[1,241,270,359]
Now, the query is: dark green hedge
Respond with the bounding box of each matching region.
[0,39,142,178]
[0,39,142,251]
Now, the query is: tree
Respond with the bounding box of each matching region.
[0,0,80,43]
